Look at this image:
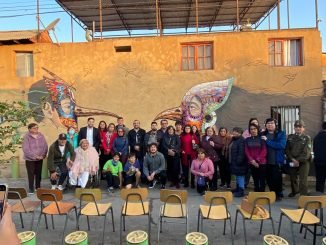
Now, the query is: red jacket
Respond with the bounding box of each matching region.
[180,133,199,166]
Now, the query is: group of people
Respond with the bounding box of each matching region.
[22,116,326,200]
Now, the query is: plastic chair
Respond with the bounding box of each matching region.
[75,188,115,244]
[35,188,77,244]
[278,195,326,245]
[234,192,276,245]
[197,191,234,245]
[120,188,150,245]
[158,189,188,243]
[8,187,41,230]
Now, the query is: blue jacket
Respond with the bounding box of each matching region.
[113,136,129,155]
[263,130,286,164]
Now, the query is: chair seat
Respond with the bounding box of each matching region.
[43,201,76,215]
[11,200,41,213]
[280,208,320,225]
[122,202,149,216]
[200,205,230,220]
[236,205,270,220]
[81,203,112,216]
[160,204,187,218]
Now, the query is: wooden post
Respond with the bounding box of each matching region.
[236,0,239,31]
[315,0,319,29]
[99,0,103,39]
[277,0,280,30]
[195,0,198,34]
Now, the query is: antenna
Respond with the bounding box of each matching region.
[44,18,61,46]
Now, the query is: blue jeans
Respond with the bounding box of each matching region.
[236,175,245,189]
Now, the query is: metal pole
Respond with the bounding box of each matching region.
[287,0,290,29]
[99,0,103,39]
[277,0,280,30]
[156,0,159,36]
[236,0,239,31]
[71,16,74,42]
[37,0,40,42]
[315,0,319,29]
[195,0,198,34]
[92,21,95,40]
[268,14,270,30]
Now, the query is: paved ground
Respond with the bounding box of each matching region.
[1,177,325,245]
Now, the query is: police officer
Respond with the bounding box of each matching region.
[285,120,312,197]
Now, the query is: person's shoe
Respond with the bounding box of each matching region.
[288,192,299,198]
[175,183,180,189]
[57,185,64,191]
[160,184,165,189]
[276,196,283,202]
[135,184,141,188]
[219,184,226,189]
[149,180,157,189]
[233,188,245,197]
[200,191,206,196]
[226,185,231,190]
[51,185,57,190]
[28,189,34,195]
[169,182,175,187]
[231,187,239,193]
[183,183,189,188]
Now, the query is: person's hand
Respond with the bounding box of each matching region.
[147,175,153,181]
[150,172,155,179]
[50,172,57,180]
[191,139,195,144]
[0,203,20,245]
[261,136,267,141]
[36,156,42,160]
[182,151,185,154]
[199,172,205,177]
[67,160,73,168]
[292,159,299,167]
[209,141,214,147]
[134,145,140,151]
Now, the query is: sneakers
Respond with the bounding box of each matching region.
[57,185,64,191]
[160,184,165,189]
[149,180,157,189]
[28,189,34,195]
[51,185,57,190]
[233,188,245,197]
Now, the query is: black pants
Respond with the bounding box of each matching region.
[99,152,111,179]
[182,154,195,187]
[25,160,43,192]
[197,177,209,194]
[210,161,219,190]
[50,163,68,186]
[266,164,283,197]
[218,157,231,186]
[148,170,167,186]
[315,163,326,193]
[251,164,267,192]
[166,155,180,184]
[106,172,120,188]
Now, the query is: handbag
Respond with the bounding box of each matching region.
[192,135,199,150]
[196,161,206,187]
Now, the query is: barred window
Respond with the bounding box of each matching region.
[271,106,300,135]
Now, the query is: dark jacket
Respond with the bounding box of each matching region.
[144,130,164,151]
[200,135,223,162]
[112,136,129,155]
[285,133,312,163]
[313,131,326,165]
[143,152,166,176]
[262,130,286,165]
[161,134,181,157]
[47,140,75,173]
[128,128,146,158]
[78,126,100,152]
[229,136,248,176]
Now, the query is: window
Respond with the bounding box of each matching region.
[115,46,131,52]
[16,52,34,77]
[181,42,213,71]
[269,39,303,66]
[271,106,300,135]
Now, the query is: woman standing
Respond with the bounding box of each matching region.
[192,125,201,141]
[245,123,267,192]
[106,123,118,158]
[180,125,199,187]
[66,126,78,149]
[217,127,232,189]
[200,126,223,190]
[98,121,110,175]
[162,126,181,188]
[191,148,214,195]
[112,127,129,164]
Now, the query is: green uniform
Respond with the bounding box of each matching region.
[285,133,312,195]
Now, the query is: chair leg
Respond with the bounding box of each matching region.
[300,224,304,233]
[277,213,283,235]
[62,214,69,245]
[229,218,234,245]
[304,225,308,239]
[148,213,151,245]
[186,214,188,234]
[44,214,48,229]
[119,214,123,245]
[313,224,317,245]
[160,216,163,233]
[197,209,200,232]
[110,207,115,232]
[200,214,203,232]
[35,212,42,233]
[321,222,325,237]
[30,211,36,230]
[270,218,275,235]
[259,220,263,235]
[123,215,126,231]
[51,215,55,229]
[242,217,247,245]
[157,217,161,244]
[290,221,296,245]
[74,207,78,230]
[234,210,239,234]
[87,216,90,231]
[102,214,107,245]
[76,214,81,230]
[223,219,226,235]
[19,213,24,228]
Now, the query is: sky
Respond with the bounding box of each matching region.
[0,0,325,51]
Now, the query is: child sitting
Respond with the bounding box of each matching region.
[102,152,123,191]
[124,153,141,189]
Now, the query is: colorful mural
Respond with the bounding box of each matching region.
[154,78,233,132]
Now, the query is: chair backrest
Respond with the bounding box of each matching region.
[160,189,187,204]
[36,188,63,202]
[204,191,233,205]
[298,196,326,210]
[247,192,276,206]
[75,188,102,202]
[8,188,27,200]
[120,188,148,202]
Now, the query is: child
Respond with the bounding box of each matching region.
[124,153,141,189]
[103,152,123,190]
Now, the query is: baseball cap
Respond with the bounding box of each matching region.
[294,120,305,128]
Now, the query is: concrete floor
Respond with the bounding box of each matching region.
[2,178,325,245]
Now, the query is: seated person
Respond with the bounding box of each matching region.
[124,153,141,189]
[103,152,123,190]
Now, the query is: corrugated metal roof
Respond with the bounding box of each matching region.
[0,30,40,41]
[56,0,278,33]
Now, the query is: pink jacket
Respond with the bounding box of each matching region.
[22,132,48,161]
[69,146,99,179]
[191,158,215,180]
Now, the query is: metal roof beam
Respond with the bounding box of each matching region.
[110,0,131,36]
[185,0,192,32]
[208,1,223,31]
[233,0,256,30]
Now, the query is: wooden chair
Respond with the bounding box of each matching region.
[35,188,77,244]
[278,195,326,245]
[158,189,188,243]
[75,188,115,244]
[120,188,150,245]
[234,192,276,245]
[197,191,234,245]
[8,187,41,230]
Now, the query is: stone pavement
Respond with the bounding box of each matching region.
[1,178,325,245]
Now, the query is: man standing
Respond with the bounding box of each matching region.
[143,143,166,189]
[285,120,312,197]
[261,118,286,201]
[115,117,129,137]
[128,120,146,167]
[158,119,168,152]
[144,122,163,151]
[47,133,75,190]
[313,122,326,193]
[78,117,100,152]
[22,123,48,194]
